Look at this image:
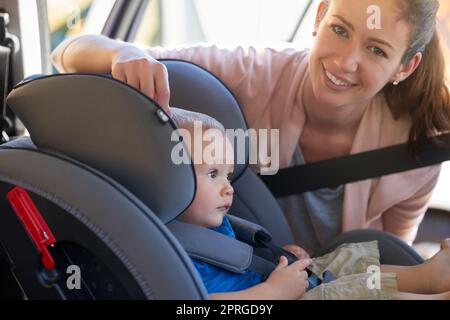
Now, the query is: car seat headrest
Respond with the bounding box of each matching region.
[161,60,249,180]
[6,73,195,223]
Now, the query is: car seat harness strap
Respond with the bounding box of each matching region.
[168,217,334,291]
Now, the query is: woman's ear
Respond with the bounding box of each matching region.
[314,1,329,35]
[394,52,423,82]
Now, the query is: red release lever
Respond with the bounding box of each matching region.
[6,187,56,269]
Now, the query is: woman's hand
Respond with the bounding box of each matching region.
[112,45,171,115]
[264,256,312,299]
[283,244,310,260]
[51,35,172,113]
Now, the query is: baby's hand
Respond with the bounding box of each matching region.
[283,244,310,260]
[265,256,312,299]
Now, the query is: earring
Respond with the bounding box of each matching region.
[393,80,400,86]
[312,31,317,36]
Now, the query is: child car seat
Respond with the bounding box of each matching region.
[0,73,208,299]
[0,61,424,299]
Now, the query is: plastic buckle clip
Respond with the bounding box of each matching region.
[6,187,56,269]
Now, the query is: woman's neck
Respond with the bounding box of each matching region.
[302,78,369,134]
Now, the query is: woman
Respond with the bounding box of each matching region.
[51,0,450,254]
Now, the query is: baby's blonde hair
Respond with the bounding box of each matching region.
[171,107,225,134]
[170,107,232,166]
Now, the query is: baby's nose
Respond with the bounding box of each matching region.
[223,183,234,196]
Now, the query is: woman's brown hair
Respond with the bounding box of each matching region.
[384,0,450,153]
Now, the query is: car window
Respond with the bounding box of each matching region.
[133,0,317,49]
[438,1,450,77]
[46,0,115,52]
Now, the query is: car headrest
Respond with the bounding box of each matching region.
[6,73,195,223]
[161,59,249,180]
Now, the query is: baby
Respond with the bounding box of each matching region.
[170,107,450,300]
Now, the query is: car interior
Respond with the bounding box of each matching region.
[0,0,449,300]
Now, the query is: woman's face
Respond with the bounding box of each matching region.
[310,0,413,108]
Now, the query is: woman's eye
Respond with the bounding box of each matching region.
[332,25,348,38]
[369,46,387,58]
[207,170,218,179]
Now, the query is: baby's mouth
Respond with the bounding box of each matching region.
[217,205,231,212]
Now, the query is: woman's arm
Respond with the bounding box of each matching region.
[51,35,306,119]
[51,34,171,111]
[51,34,128,73]
[382,165,441,244]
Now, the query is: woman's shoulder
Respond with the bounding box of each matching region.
[211,44,311,67]
[372,93,412,146]
[257,45,310,65]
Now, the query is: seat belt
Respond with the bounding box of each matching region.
[259,133,450,197]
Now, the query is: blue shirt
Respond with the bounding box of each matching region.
[191,217,264,293]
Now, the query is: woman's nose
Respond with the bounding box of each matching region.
[335,45,359,73]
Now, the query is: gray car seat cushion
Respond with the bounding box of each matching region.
[7,74,195,224]
[0,138,208,299]
[167,220,253,273]
[162,59,250,181]
[231,168,295,245]
[227,214,272,245]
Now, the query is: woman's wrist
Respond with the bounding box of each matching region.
[111,42,150,66]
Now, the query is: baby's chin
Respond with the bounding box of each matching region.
[211,211,227,226]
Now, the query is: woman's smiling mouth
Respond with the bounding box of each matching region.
[323,65,357,89]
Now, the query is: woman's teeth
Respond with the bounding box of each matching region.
[325,69,352,87]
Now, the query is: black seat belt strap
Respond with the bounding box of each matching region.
[260,133,450,197]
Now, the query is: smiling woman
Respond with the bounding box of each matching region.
[51,0,450,255]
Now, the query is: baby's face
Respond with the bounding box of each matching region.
[179,135,234,228]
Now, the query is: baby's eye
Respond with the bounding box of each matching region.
[207,170,218,179]
[331,25,348,38]
[227,173,234,181]
[368,46,387,58]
